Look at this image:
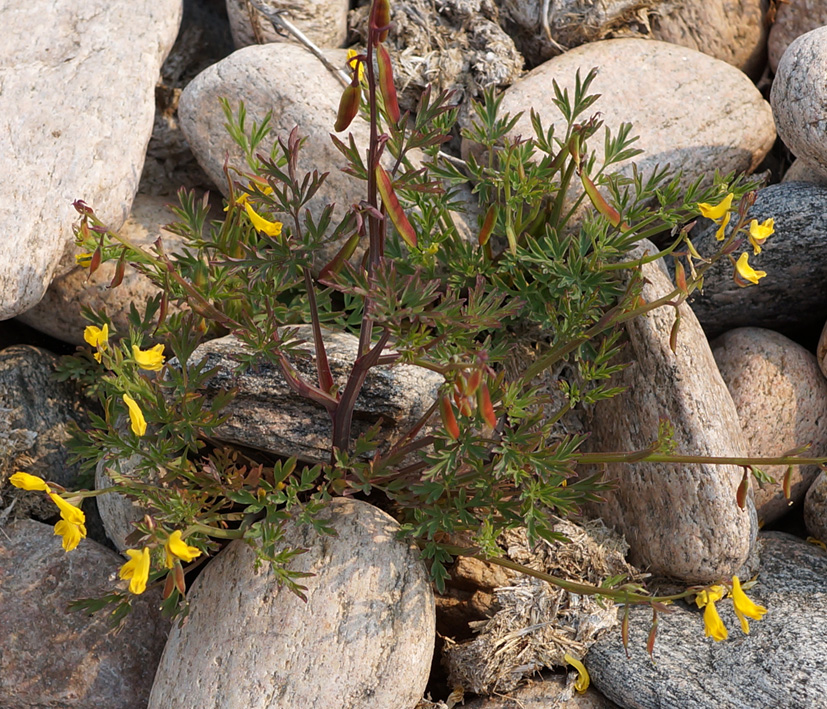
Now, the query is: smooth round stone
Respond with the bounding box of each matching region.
[712,327,827,525]
[782,158,827,186]
[226,0,348,49]
[768,0,827,72]
[772,26,827,173]
[148,498,435,709]
[805,471,827,542]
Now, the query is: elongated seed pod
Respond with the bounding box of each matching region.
[580,170,622,227]
[370,0,390,42]
[478,382,497,429]
[377,43,400,123]
[375,164,417,248]
[440,395,460,440]
[334,83,361,132]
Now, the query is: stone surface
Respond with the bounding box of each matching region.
[587,532,827,708]
[0,519,168,709]
[486,39,774,214]
[0,1,182,319]
[804,471,827,542]
[499,0,766,77]
[585,242,756,583]
[712,328,827,525]
[818,318,827,379]
[176,326,443,462]
[17,194,187,346]
[227,0,348,49]
[772,27,827,173]
[782,157,827,186]
[148,498,434,709]
[768,0,827,72]
[95,452,149,552]
[687,182,827,337]
[0,346,89,522]
[462,676,620,709]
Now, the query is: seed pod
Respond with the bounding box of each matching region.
[377,43,400,123]
[478,204,496,246]
[334,82,361,133]
[319,231,361,280]
[478,382,497,429]
[173,562,186,594]
[440,395,460,440]
[109,253,126,289]
[163,572,175,600]
[89,246,102,276]
[647,608,659,660]
[674,259,687,294]
[375,164,417,248]
[783,465,793,501]
[621,604,630,659]
[736,468,750,510]
[370,0,391,42]
[580,170,622,227]
[668,310,681,354]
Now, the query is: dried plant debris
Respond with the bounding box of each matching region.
[442,518,641,696]
[349,0,523,114]
[0,417,41,525]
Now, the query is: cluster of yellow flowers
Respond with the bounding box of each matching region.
[225,181,283,238]
[697,194,774,287]
[9,472,202,595]
[695,576,768,641]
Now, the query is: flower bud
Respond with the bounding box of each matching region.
[334,83,361,133]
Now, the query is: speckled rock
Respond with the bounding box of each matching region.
[148,498,434,709]
[484,39,774,216]
[17,194,188,346]
[712,327,827,525]
[768,0,827,72]
[0,346,89,522]
[95,451,149,552]
[0,519,168,709]
[585,242,756,583]
[804,471,827,542]
[226,0,347,49]
[588,533,827,708]
[687,182,827,338]
[0,1,182,319]
[175,327,442,462]
[818,319,827,379]
[772,27,827,173]
[782,158,827,186]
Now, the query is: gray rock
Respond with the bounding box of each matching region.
[712,328,827,526]
[177,327,442,462]
[782,158,827,186]
[772,27,827,173]
[226,0,348,49]
[461,674,620,708]
[0,1,182,319]
[687,182,827,338]
[148,498,434,709]
[0,519,168,709]
[95,452,149,553]
[585,242,756,583]
[804,471,827,542]
[483,39,773,219]
[768,0,827,72]
[587,533,827,709]
[17,194,188,346]
[818,318,827,379]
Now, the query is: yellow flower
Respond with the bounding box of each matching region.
[807,536,827,551]
[697,193,734,221]
[119,547,151,595]
[9,472,51,492]
[714,210,731,241]
[733,252,767,287]
[347,49,365,83]
[84,324,109,363]
[123,394,147,437]
[75,252,93,267]
[703,599,729,641]
[244,202,283,237]
[748,218,774,254]
[731,576,767,634]
[48,492,86,527]
[164,530,202,568]
[132,343,165,371]
[54,518,87,551]
[694,584,727,608]
[563,653,589,693]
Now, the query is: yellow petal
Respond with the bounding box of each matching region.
[703,600,729,641]
[695,584,727,608]
[697,193,734,221]
[733,252,767,287]
[84,323,109,349]
[123,394,147,437]
[132,343,165,372]
[48,493,86,527]
[244,202,283,237]
[563,653,590,693]
[347,48,365,83]
[119,547,151,595]
[54,519,86,552]
[164,530,202,568]
[9,472,51,492]
[748,218,774,254]
[75,252,93,267]
[714,210,731,241]
[731,576,767,634]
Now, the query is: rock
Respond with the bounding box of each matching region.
[175,326,442,462]
[0,1,182,319]
[687,182,827,338]
[782,158,827,186]
[95,452,148,552]
[712,328,827,525]
[484,39,773,215]
[17,194,187,346]
[584,242,756,583]
[804,471,827,542]
[768,0,827,72]
[148,498,434,709]
[0,519,168,709]
[0,346,89,522]
[226,0,347,49]
[498,0,766,77]
[818,319,827,379]
[587,532,827,708]
[461,675,620,709]
[772,27,827,173]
